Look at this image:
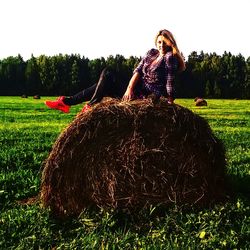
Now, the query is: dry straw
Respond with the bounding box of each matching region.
[41,97,226,216]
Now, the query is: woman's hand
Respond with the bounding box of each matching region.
[122,72,140,101]
[122,87,134,101]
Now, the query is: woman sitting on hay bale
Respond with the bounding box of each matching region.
[45,29,185,113]
[42,32,228,216]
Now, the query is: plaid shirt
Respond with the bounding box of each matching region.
[134,48,178,98]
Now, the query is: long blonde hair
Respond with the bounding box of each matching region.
[155,29,186,72]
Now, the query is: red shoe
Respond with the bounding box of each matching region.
[57,96,65,101]
[45,96,70,113]
[81,103,91,112]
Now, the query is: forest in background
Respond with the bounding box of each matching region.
[0,51,249,98]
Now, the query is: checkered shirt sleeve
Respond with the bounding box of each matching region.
[164,53,178,97]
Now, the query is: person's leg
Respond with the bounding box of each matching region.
[44,85,97,113]
[45,67,124,112]
[61,67,118,112]
[63,84,97,106]
[88,67,116,105]
[65,67,118,106]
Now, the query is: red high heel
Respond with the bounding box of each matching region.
[81,103,91,112]
[45,96,70,113]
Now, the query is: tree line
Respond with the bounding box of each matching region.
[0,51,249,98]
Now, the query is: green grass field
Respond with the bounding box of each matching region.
[0,96,249,249]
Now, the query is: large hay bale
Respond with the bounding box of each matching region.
[41,98,226,216]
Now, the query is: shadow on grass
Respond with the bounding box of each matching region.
[227,174,250,201]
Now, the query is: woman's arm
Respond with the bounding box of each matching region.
[123,49,156,101]
[165,53,178,103]
[122,72,140,101]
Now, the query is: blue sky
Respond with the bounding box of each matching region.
[1,0,249,60]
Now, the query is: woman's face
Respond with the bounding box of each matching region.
[156,35,171,55]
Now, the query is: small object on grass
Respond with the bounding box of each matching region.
[195,98,207,106]
[33,95,41,99]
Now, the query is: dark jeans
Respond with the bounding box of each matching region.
[63,67,128,106]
